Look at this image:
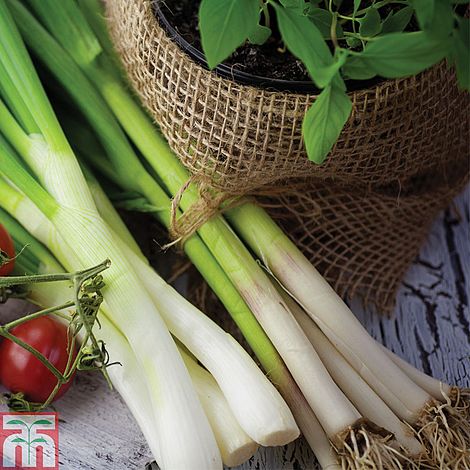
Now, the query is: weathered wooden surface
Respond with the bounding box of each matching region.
[0,186,468,470]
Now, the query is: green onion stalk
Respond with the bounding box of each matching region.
[81,134,340,470]
[7,2,343,468]
[7,0,281,385]
[378,343,452,400]
[226,204,470,468]
[3,210,259,467]
[81,170,300,448]
[279,289,425,457]
[0,177,292,469]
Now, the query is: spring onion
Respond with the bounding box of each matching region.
[226,203,470,467]
[283,291,424,457]
[378,343,452,400]
[82,155,342,470]
[0,178,286,466]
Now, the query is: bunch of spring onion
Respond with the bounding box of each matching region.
[2,1,469,469]
[0,2,307,468]
[0,188,299,468]
[1,207,263,467]
[2,1,342,469]
[32,1,470,468]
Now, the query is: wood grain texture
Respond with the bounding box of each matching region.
[0,186,468,470]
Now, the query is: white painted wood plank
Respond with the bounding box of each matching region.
[0,186,468,470]
[352,186,470,389]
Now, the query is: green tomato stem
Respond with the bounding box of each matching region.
[4,301,75,330]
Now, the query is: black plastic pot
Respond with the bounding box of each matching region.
[152,0,382,93]
[152,0,318,92]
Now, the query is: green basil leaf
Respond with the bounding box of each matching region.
[199,0,259,69]
[428,1,454,39]
[302,82,352,163]
[307,7,343,39]
[274,3,333,87]
[248,24,272,45]
[381,6,413,34]
[314,50,349,87]
[452,19,470,91]
[341,55,376,79]
[280,0,307,13]
[411,0,435,29]
[412,0,453,38]
[353,0,362,15]
[307,8,332,37]
[280,0,304,7]
[360,31,451,77]
[359,7,382,37]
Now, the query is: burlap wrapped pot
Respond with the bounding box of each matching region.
[105,0,468,193]
[105,0,469,311]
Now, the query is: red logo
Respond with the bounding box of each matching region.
[0,412,59,469]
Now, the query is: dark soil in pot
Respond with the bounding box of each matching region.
[153,0,385,92]
[157,0,311,81]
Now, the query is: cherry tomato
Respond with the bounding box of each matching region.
[0,224,15,276]
[0,316,77,403]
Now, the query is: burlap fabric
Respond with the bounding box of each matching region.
[261,165,468,310]
[106,0,470,311]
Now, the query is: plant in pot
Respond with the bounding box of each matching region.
[197,0,469,164]
[105,0,469,312]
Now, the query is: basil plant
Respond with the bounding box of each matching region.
[198,0,469,164]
